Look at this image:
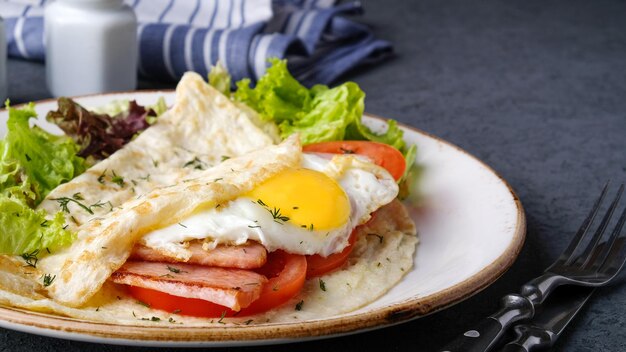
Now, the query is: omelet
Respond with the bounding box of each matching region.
[0,72,418,325]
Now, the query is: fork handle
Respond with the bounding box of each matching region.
[499,325,553,352]
[439,294,535,352]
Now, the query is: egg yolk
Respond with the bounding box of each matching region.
[246,168,350,231]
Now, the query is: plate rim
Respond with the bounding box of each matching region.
[0,91,526,345]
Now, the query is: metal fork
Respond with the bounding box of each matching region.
[440,182,626,352]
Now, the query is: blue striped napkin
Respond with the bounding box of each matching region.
[1,0,392,86]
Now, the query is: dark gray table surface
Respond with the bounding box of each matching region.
[2,0,625,351]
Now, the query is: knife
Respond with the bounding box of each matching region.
[498,286,595,352]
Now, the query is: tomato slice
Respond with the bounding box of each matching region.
[125,251,307,318]
[303,141,406,181]
[306,230,357,278]
[127,285,230,318]
[241,251,307,315]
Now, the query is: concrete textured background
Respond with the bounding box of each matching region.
[2,0,626,351]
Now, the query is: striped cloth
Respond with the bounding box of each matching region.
[0,0,392,86]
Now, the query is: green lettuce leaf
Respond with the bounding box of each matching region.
[1,103,86,205]
[212,59,418,191]
[232,59,413,151]
[0,195,75,255]
[0,103,82,255]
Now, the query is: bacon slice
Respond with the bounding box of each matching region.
[130,241,267,269]
[110,261,267,311]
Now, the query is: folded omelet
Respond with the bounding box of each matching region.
[0,72,417,325]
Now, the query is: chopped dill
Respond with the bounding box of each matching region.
[42,273,56,287]
[218,311,227,324]
[97,169,107,184]
[52,195,94,215]
[136,300,151,308]
[183,156,206,170]
[295,300,304,311]
[21,249,40,268]
[268,207,289,223]
[141,316,161,322]
[167,265,187,274]
[111,170,126,187]
[319,279,326,292]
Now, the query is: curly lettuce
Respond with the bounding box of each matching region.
[0,103,81,255]
[0,197,74,255]
[1,103,86,205]
[226,59,410,152]
[210,58,417,186]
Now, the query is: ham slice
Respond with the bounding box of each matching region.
[110,261,267,311]
[130,241,267,269]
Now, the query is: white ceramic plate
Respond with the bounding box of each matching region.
[0,92,525,347]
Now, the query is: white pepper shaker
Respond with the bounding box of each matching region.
[0,17,7,102]
[45,0,138,97]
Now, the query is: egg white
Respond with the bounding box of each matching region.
[141,153,398,257]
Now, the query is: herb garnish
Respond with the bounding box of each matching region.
[178,223,188,228]
[167,265,187,274]
[111,170,126,187]
[256,199,290,223]
[218,310,227,324]
[295,300,304,311]
[221,155,230,162]
[269,207,290,224]
[183,156,206,170]
[137,300,151,308]
[21,249,40,268]
[53,195,94,215]
[141,316,161,322]
[319,279,326,291]
[42,273,56,287]
[97,169,107,184]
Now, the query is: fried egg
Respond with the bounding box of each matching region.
[141,153,398,257]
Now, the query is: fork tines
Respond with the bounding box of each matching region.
[549,182,626,281]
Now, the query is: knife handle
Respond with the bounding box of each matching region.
[439,294,534,352]
[500,325,553,352]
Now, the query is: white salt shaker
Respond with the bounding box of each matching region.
[0,17,7,102]
[45,0,138,97]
